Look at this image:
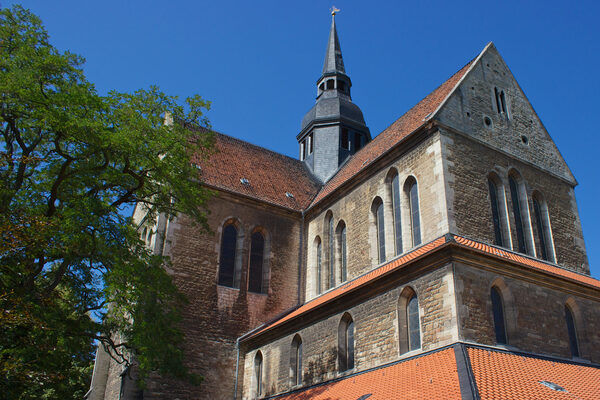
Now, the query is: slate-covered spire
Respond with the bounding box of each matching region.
[322,14,345,75]
[297,10,371,183]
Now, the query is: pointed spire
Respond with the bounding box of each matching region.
[322,11,345,75]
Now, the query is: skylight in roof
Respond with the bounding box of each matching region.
[240,178,250,185]
[539,381,567,392]
[356,395,372,400]
[285,192,294,198]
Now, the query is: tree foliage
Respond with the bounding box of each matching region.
[0,5,213,398]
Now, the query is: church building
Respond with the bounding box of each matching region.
[88,12,600,400]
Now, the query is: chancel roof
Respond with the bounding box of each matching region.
[268,344,600,399]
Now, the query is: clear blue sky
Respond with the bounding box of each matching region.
[7,1,600,278]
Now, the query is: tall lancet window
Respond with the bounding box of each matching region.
[488,178,504,246]
[564,304,580,358]
[327,213,335,289]
[372,198,386,264]
[509,175,527,254]
[405,177,421,247]
[315,237,322,295]
[338,222,347,282]
[248,231,266,294]
[290,335,303,386]
[491,286,507,345]
[254,351,263,397]
[392,172,403,255]
[218,224,238,288]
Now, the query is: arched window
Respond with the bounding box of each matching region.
[371,198,386,264]
[392,173,403,255]
[405,177,421,247]
[290,335,303,386]
[248,231,266,294]
[398,287,420,354]
[315,237,322,295]
[338,313,354,372]
[218,224,238,288]
[491,286,507,345]
[564,304,580,358]
[488,178,503,246]
[326,213,335,289]
[336,221,347,282]
[254,351,263,397]
[532,193,555,262]
[508,174,528,254]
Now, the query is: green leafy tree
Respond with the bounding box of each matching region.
[0,5,213,399]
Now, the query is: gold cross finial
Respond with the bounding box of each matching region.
[330,6,340,16]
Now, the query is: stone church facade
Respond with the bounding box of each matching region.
[88,15,600,400]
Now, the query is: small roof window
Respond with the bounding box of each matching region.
[240,178,250,185]
[539,381,567,392]
[285,192,294,198]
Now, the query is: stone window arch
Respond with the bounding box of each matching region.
[336,220,347,283]
[489,278,517,346]
[531,191,556,263]
[487,172,511,248]
[218,218,244,288]
[403,176,421,247]
[386,168,403,256]
[508,169,534,255]
[338,312,355,372]
[248,227,270,294]
[324,211,335,289]
[564,298,585,359]
[253,351,263,398]
[370,197,386,264]
[290,334,303,387]
[398,286,421,354]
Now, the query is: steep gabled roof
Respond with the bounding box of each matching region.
[310,49,481,207]
[193,132,321,211]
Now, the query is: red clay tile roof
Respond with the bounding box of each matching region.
[193,133,321,211]
[245,236,448,340]
[309,57,477,207]
[243,234,600,342]
[453,236,600,290]
[272,347,461,400]
[468,347,600,399]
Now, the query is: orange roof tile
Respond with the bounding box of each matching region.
[468,347,600,399]
[272,347,461,400]
[309,58,476,207]
[245,236,447,340]
[453,235,600,290]
[193,132,321,211]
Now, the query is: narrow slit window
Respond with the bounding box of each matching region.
[508,176,527,254]
[533,198,548,261]
[338,314,354,372]
[354,132,362,152]
[491,286,507,345]
[341,129,349,150]
[309,133,314,154]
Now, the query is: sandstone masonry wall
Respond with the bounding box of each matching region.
[242,264,456,399]
[454,262,600,362]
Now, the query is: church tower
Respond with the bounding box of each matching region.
[298,12,370,183]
